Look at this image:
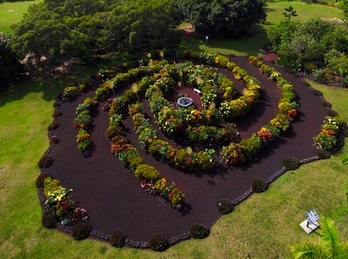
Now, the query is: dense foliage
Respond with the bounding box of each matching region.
[0,34,24,90]
[190,223,210,239]
[110,230,127,248]
[176,0,266,37]
[149,233,169,251]
[268,19,348,86]
[9,0,179,64]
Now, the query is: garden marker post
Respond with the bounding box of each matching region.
[299,209,320,234]
[306,209,319,228]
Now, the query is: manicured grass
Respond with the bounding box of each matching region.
[305,79,348,123]
[180,1,344,56]
[0,0,42,34]
[265,1,344,26]
[180,25,267,57]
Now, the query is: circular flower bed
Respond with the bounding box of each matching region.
[38,51,346,250]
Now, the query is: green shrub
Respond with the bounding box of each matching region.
[110,230,127,248]
[53,110,63,117]
[343,126,348,137]
[322,100,332,108]
[217,199,235,215]
[61,86,80,102]
[282,157,300,170]
[190,223,210,239]
[38,156,54,168]
[312,89,323,96]
[317,149,331,159]
[42,212,58,229]
[312,69,325,82]
[36,173,52,188]
[327,109,338,117]
[72,221,93,240]
[252,178,269,193]
[50,135,60,144]
[134,164,159,180]
[149,233,169,252]
[95,87,109,101]
[48,121,60,130]
[314,132,337,150]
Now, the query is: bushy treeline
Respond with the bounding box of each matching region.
[268,19,348,86]
[0,34,24,90]
[176,0,266,37]
[9,0,179,64]
[8,0,266,65]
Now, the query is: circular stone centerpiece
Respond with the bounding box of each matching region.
[177,97,193,107]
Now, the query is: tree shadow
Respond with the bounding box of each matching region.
[0,64,102,108]
[179,25,268,57]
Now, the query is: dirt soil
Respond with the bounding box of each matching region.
[42,56,328,242]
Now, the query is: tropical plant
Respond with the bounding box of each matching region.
[283,6,298,21]
[291,218,348,259]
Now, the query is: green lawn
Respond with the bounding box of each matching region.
[0,0,42,34]
[180,1,344,56]
[265,1,344,25]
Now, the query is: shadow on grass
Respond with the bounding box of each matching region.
[0,65,102,108]
[179,24,268,57]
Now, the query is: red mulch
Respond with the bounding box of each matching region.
[42,56,328,243]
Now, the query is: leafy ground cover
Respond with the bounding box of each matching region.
[0,0,42,34]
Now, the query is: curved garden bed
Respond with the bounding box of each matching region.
[37,52,346,250]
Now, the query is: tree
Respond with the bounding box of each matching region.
[343,0,348,20]
[268,20,299,51]
[291,218,348,259]
[9,0,179,65]
[283,6,298,21]
[176,0,266,37]
[0,34,24,90]
[268,18,348,71]
[325,49,348,86]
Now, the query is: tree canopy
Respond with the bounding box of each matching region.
[0,34,24,90]
[9,0,179,64]
[175,0,266,37]
[268,19,348,70]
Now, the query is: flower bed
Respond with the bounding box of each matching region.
[99,52,299,168]
[313,116,346,151]
[37,174,90,234]
[105,97,185,207]
[73,97,98,157]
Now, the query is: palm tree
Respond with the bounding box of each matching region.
[283,6,298,21]
[291,218,348,258]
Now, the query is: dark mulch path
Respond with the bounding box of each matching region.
[42,56,328,243]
